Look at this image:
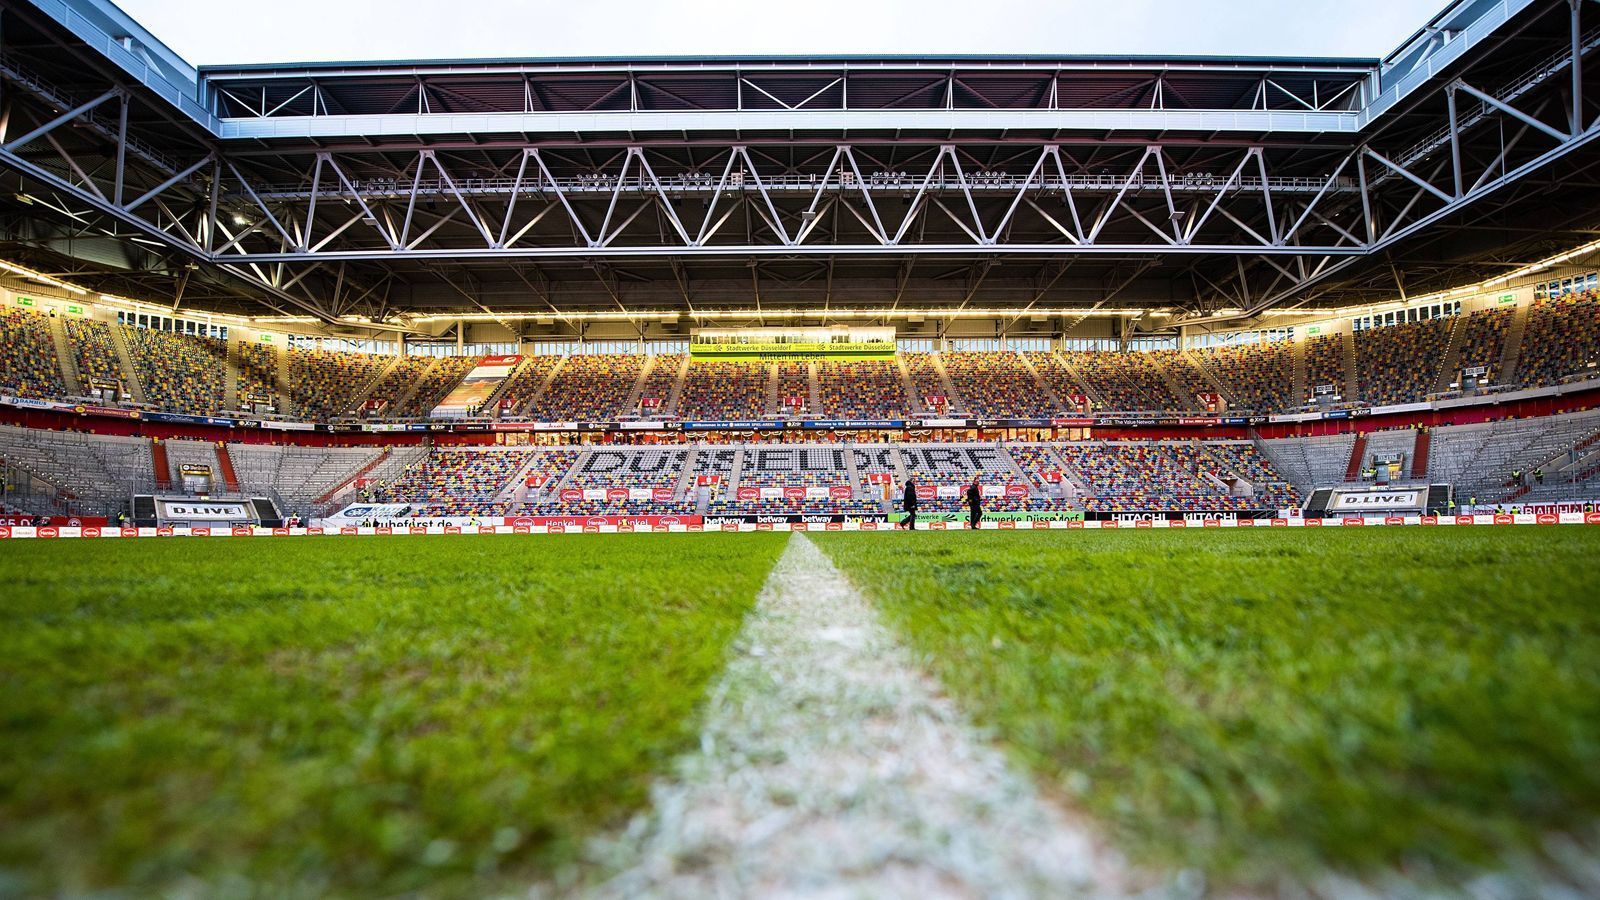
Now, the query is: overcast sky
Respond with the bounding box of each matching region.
[116,0,1449,67]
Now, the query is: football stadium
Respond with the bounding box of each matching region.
[2,0,1600,894]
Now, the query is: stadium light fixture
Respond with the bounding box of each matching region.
[406,307,1160,325]
[0,261,87,295]
[1283,237,1600,322]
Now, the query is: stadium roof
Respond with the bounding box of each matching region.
[0,0,1595,338]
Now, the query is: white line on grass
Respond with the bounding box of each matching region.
[584,533,1133,898]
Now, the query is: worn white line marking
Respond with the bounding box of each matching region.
[585,533,1132,898]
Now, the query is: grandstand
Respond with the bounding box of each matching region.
[4,0,1600,893]
[1453,307,1513,387]
[1520,290,1600,387]
[0,306,65,400]
[528,354,645,421]
[124,328,227,415]
[60,318,121,399]
[940,352,1051,418]
[1195,339,1295,413]
[1,298,1599,426]
[817,360,910,419]
[1355,318,1453,405]
[288,347,390,420]
[235,340,279,410]
[1064,350,1185,412]
[491,355,561,417]
[677,360,771,420]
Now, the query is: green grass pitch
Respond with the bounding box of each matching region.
[815,527,1600,883]
[0,534,787,896]
[1,527,1597,892]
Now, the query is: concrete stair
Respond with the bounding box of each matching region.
[929,354,963,414]
[342,354,403,417]
[1153,356,1195,409]
[663,355,691,416]
[514,355,567,418]
[1290,337,1308,406]
[1433,314,1467,394]
[223,336,242,410]
[108,325,147,403]
[1050,351,1106,409]
[1183,350,1237,408]
[1340,329,1359,403]
[1497,301,1531,385]
[47,316,82,396]
[765,362,781,416]
[1017,353,1064,410]
[1345,433,1369,482]
[895,357,929,415]
[1411,429,1431,479]
[674,447,700,502]
[621,356,655,413]
[274,342,295,416]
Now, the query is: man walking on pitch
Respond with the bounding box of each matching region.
[902,477,919,530]
[966,477,983,530]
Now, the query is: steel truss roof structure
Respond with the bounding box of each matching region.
[0,0,1597,337]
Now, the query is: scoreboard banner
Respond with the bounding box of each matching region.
[690,341,895,360]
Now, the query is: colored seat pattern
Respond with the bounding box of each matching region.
[940,352,1051,417]
[288,348,390,420]
[677,360,769,419]
[1354,317,1451,405]
[125,327,226,414]
[61,318,123,395]
[530,354,645,421]
[1196,340,1294,413]
[816,360,910,418]
[1518,290,1600,386]
[0,307,65,399]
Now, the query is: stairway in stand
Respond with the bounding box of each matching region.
[151,438,172,490]
[1432,315,1467,394]
[1411,430,1431,480]
[1496,301,1532,386]
[1290,338,1308,406]
[216,443,240,493]
[1340,329,1360,404]
[47,316,82,395]
[223,336,242,411]
[1345,433,1368,482]
[109,325,147,403]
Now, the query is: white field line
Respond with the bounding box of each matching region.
[585,532,1133,898]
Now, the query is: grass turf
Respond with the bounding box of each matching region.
[815,527,1600,883]
[0,533,786,896]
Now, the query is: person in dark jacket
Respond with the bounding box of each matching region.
[966,478,982,530]
[902,477,918,530]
